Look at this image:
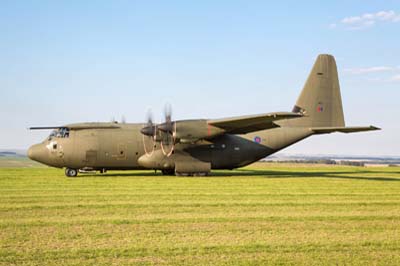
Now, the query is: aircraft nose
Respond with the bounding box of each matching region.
[27,144,47,163]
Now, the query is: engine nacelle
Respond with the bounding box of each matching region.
[138,150,175,169]
[137,149,211,175]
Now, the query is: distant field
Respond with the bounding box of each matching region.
[0,157,43,168]
[1,163,400,265]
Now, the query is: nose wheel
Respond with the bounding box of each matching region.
[65,168,78,177]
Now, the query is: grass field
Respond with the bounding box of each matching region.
[1,163,400,265]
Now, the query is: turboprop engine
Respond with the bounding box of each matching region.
[138,107,221,175]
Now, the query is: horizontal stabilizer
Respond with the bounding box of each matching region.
[311,126,380,134]
[209,112,303,134]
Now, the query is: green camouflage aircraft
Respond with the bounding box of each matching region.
[28,54,379,177]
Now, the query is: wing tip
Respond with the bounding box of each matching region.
[370,125,381,131]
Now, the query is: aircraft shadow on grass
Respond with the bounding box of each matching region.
[80,169,400,182]
[223,169,400,182]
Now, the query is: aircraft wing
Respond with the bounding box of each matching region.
[66,123,121,130]
[29,123,121,130]
[311,126,380,134]
[29,126,64,130]
[208,112,303,134]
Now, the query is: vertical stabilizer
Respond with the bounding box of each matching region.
[291,54,345,127]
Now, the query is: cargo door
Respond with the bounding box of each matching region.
[75,130,99,168]
[85,150,98,167]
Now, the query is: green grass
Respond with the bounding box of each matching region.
[1,163,400,265]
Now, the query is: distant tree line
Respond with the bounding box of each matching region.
[266,160,365,166]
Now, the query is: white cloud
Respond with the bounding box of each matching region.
[336,10,400,30]
[390,74,400,81]
[342,16,362,24]
[344,66,400,82]
[344,66,395,74]
[365,77,383,82]
[376,10,400,21]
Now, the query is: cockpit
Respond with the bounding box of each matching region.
[48,127,70,140]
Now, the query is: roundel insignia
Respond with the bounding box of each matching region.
[254,136,262,143]
[317,103,323,112]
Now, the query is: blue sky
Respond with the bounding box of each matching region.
[0,0,399,155]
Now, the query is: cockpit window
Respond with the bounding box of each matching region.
[48,127,69,140]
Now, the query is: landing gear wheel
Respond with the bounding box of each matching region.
[175,172,209,177]
[175,172,189,177]
[65,168,78,177]
[162,169,175,176]
[193,172,209,177]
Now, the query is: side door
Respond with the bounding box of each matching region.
[74,130,99,168]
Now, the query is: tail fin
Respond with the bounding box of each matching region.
[292,54,345,127]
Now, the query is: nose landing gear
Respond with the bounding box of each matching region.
[65,168,78,177]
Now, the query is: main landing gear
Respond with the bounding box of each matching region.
[65,168,78,177]
[175,172,209,177]
[161,169,210,176]
[161,169,175,176]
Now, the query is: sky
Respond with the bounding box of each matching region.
[0,0,399,156]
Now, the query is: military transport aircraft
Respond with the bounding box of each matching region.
[28,54,379,177]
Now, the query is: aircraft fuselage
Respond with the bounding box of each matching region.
[28,122,312,171]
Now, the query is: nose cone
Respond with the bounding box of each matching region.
[27,144,47,163]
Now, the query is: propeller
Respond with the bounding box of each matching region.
[141,110,156,156]
[140,110,157,136]
[159,103,176,156]
[158,103,174,134]
[140,104,176,157]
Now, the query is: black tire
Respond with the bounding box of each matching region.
[162,169,175,176]
[193,172,208,177]
[175,172,190,177]
[65,168,78,177]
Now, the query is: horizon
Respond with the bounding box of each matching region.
[2,149,400,159]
